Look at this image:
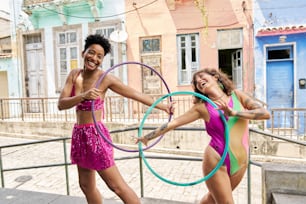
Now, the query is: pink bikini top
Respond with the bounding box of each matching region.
[70,70,104,112]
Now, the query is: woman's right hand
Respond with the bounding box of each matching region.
[82,88,102,100]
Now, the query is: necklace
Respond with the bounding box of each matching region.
[209,93,225,101]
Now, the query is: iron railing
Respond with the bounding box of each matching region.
[269,108,306,139]
[0,127,305,203]
[0,97,305,137]
[0,95,189,123]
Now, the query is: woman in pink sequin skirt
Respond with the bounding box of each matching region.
[58,34,172,204]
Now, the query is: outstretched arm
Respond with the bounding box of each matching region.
[137,122,171,146]
[106,74,174,114]
[136,103,207,146]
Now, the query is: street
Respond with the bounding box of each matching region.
[0,136,262,203]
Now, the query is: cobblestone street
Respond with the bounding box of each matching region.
[0,136,262,203]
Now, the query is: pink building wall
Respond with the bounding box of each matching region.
[125,0,254,93]
[125,0,178,94]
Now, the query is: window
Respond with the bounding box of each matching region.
[217,29,243,90]
[232,49,243,90]
[56,30,79,89]
[0,37,12,55]
[142,38,160,53]
[177,34,199,85]
[267,46,292,60]
[25,34,41,44]
[140,36,162,95]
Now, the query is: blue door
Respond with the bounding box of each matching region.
[266,46,294,128]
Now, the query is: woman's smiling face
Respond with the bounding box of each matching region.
[194,72,217,94]
[82,44,105,71]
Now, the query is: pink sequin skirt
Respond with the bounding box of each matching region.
[71,122,115,170]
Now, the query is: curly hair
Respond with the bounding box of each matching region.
[83,34,111,56]
[191,68,235,103]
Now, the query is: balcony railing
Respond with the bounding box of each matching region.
[0,95,197,124]
[0,97,305,138]
[269,108,306,139]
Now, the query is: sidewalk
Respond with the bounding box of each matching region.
[0,188,189,204]
[0,136,262,203]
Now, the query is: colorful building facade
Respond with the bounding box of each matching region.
[125,0,254,95]
[17,0,126,99]
[11,0,254,100]
[253,0,306,131]
[0,8,14,99]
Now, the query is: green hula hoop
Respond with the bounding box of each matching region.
[138,91,229,186]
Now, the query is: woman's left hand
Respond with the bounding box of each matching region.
[214,100,236,117]
[163,101,175,115]
[133,136,149,146]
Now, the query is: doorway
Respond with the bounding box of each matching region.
[266,45,294,128]
[24,34,45,112]
[218,48,242,89]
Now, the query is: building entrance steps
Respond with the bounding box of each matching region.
[272,192,306,204]
[0,188,191,204]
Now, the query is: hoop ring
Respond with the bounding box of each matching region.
[138,91,229,186]
[92,61,172,152]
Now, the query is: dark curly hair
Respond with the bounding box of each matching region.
[83,34,111,56]
[191,68,235,103]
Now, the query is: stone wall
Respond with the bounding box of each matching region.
[0,121,305,159]
[262,163,306,203]
[250,130,306,159]
[0,121,209,154]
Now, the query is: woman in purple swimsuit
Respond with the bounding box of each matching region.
[136,68,271,204]
[58,34,172,204]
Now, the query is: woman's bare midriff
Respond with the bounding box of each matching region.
[76,111,102,124]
